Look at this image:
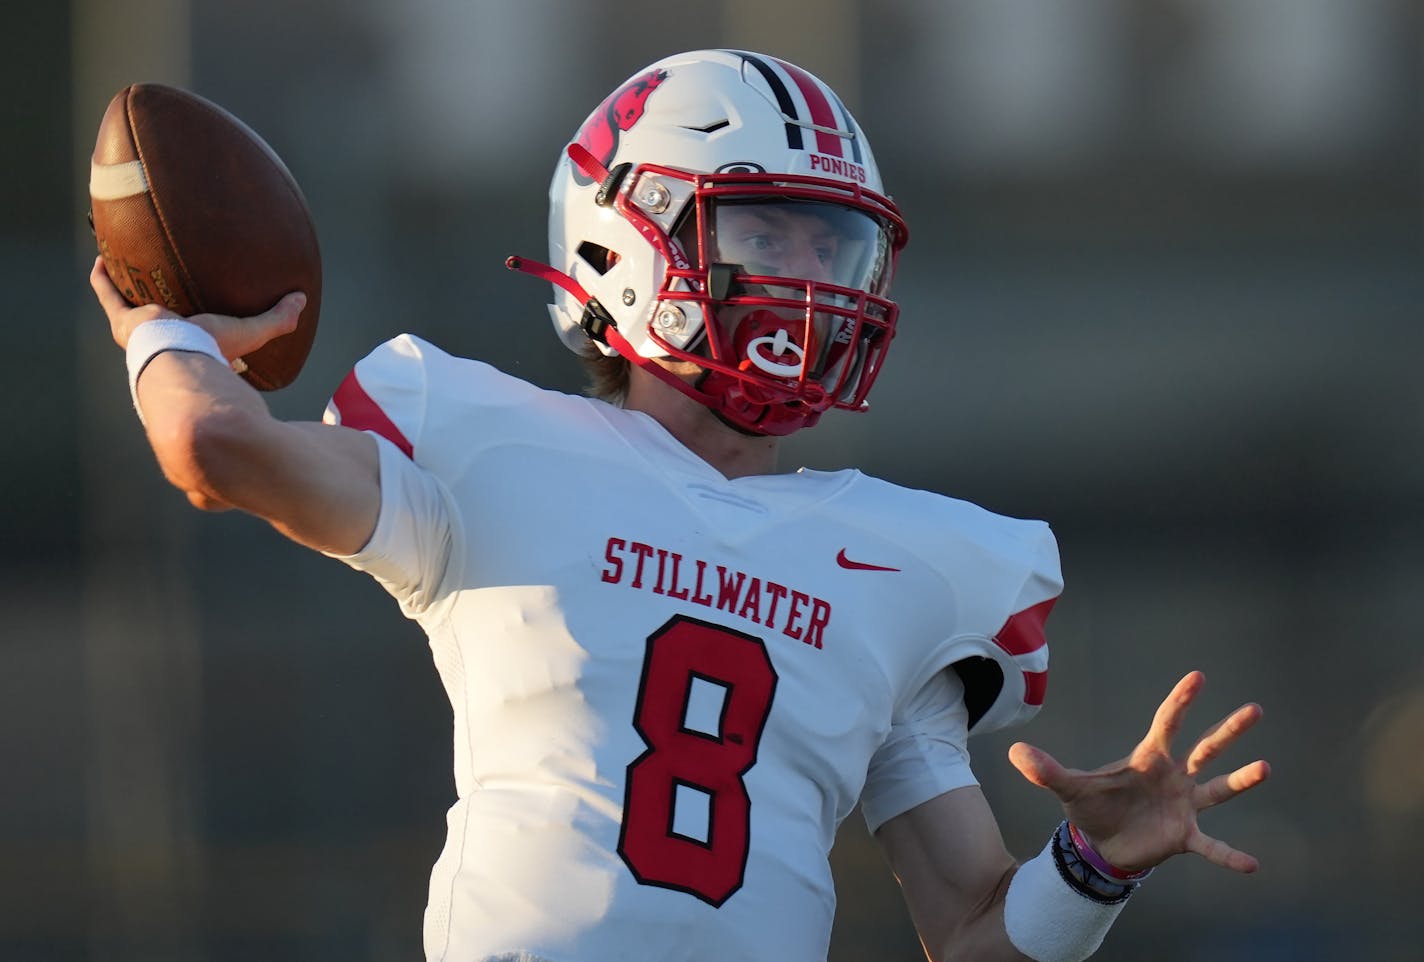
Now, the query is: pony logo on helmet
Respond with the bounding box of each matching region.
[513,50,910,437]
[573,68,669,186]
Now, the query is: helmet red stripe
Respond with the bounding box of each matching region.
[731,51,806,151]
[773,58,843,158]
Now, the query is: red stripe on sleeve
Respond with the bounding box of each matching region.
[775,58,843,157]
[331,370,414,459]
[1023,670,1048,707]
[993,596,1057,657]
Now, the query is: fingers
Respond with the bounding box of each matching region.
[232,291,305,338]
[1188,829,1260,874]
[91,255,184,349]
[1187,702,1264,775]
[91,252,305,358]
[268,291,306,334]
[208,291,305,359]
[1008,741,1072,793]
[90,255,133,318]
[1193,758,1270,811]
[1144,670,1206,754]
[1188,759,1269,873]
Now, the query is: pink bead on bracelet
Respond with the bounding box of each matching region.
[1067,822,1152,882]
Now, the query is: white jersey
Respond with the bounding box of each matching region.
[322,335,1062,962]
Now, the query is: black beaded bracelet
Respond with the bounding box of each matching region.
[1049,821,1143,905]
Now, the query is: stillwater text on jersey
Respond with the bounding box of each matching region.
[600,536,832,649]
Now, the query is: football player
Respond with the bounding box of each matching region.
[91,49,1269,962]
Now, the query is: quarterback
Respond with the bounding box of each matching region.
[91,50,1269,962]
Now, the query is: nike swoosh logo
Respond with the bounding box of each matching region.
[836,548,900,572]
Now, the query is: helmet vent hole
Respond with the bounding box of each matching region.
[680,119,730,134]
[577,242,618,275]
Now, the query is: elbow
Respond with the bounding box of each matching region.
[149,406,258,510]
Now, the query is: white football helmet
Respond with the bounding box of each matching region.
[510,49,909,436]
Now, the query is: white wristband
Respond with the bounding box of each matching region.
[125,319,228,425]
[1003,831,1131,962]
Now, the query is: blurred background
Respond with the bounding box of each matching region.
[4,0,1422,959]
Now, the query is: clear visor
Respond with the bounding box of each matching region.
[661,199,896,405]
[704,199,893,295]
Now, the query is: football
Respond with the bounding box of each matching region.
[89,83,322,391]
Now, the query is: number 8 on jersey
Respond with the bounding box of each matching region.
[617,615,780,906]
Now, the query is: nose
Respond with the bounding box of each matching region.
[783,242,833,283]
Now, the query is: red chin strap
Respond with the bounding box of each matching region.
[505,255,819,436]
[700,367,826,436]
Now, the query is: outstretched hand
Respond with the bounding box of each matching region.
[89,255,304,360]
[1008,670,1269,875]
